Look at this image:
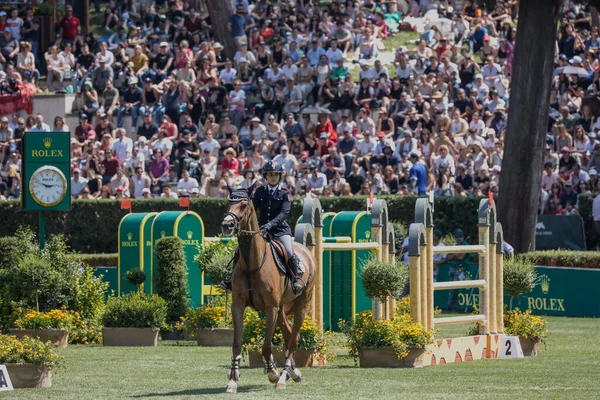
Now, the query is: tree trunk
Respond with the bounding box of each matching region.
[205,0,236,60]
[498,0,561,254]
[591,7,599,29]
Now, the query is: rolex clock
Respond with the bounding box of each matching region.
[22,132,71,212]
[29,165,68,207]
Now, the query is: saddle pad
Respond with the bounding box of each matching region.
[269,242,288,276]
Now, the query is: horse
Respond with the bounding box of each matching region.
[221,187,316,393]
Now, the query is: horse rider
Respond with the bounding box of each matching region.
[253,160,305,294]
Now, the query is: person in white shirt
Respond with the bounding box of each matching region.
[125,146,146,175]
[450,109,469,137]
[370,59,389,80]
[177,169,199,197]
[200,130,221,156]
[469,112,486,136]
[281,57,298,80]
[473,74,489,102]
[356,131,377,166]
[160,184,179,198]
[325,40,344,68]
[6,9,23,40]
[130,167,150,199]
[112,127,133,164]
[273,145,298,175]
[152,130,174,158]
[137,136,152,161]
[306,166,328,194]
[29,114,50,132]
[70,168,88,197]
[482,56,503,85]
[95,42,115,68]
[218,60,237,86]
[395,56,414,81]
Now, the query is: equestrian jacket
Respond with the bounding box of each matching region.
[252,185,292,237]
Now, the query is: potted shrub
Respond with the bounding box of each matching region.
[125,268,147,292]
[0,333,62,388]
[10,307,73,348]
[504,308,548,356]
[339,310,433,368]
[360,258,407,310]
[503,255,548,355]
[242,309,284,367]
[101,292,167,346]
[177,302,233,346]
[155,237,189,340]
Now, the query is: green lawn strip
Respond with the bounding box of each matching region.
[4,316,599,399]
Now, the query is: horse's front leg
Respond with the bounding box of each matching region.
[262,307,280,384]
[226,301,245,393]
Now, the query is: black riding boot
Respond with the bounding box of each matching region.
[288,254,305,294]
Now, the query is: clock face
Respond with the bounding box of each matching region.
[29,166,67,207]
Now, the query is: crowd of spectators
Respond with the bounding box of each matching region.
[0,0,598,215]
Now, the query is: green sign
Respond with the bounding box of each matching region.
[117,213,157,295]
[21,132,71,211]
[433,263,600,318]
[151,211,204,308]
[535,215,586,251]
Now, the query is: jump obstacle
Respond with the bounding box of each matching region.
[408,195,508,365]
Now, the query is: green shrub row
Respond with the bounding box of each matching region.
[78,253,118,267]
[523,250,600,269]
[1,195,596,254]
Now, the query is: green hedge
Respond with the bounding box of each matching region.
[523,250,600,269]
[1,195,595,254]
[78,254,118,267]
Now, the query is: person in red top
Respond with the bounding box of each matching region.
[100,150,121,185]
[58,5,80,47]
[0,11,7,32]
[74,114,94,143]
[315,112,338,143]
[221,147,240,176]
[316,132,335,158]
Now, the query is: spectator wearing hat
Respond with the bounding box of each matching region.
[117,77,143,132]
[377,143,399,171]
[560,179,578,209]
[149,42,173,83]
[70,168,88,198]
[559,146,577,173]
[273,145,298,175]
[91,54,113,93]
[74,114,94,144]
[140,77,164,125]
[221,147,240,177]
[409,151,427,195]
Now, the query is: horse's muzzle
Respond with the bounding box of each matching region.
[221,217,236,236]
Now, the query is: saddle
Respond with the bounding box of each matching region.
[268,239,290,276]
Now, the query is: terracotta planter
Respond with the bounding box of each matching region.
[196,328,234,346]
[247,348,315,368]
[274,348,315,368]
[102,327,159,346]
[359,347,425,368]
[5,364,53,388]
[10,329,69,348]
[519,337,539,357]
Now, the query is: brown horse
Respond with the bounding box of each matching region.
[221,188,316,393]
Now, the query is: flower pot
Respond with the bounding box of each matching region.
[359,347,425,368]
[102,327,159,346]
[5,364,53,388]
[274,348,315,368]
[196,328,234,346]
[519,337,539,357]
[160,328,182,341]
[247,350,264,368]
[10,329,69,348]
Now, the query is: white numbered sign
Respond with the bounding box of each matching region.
[498,336,524,359]
[0,365,14,391]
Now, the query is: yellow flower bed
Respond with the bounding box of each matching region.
[12,308,73,331]
[176,306,232,332]
[0,334,62,369]
[504,308,549,343]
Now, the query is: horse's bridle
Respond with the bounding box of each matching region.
[223,199,261,236]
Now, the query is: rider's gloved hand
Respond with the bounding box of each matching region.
[260,223,272,232]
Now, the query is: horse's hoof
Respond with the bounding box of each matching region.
[291,368,302,383]
[226,381,238,393]
[267,369,280,383]
[276,383,287,390]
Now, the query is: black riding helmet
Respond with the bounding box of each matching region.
[262,160,284,176]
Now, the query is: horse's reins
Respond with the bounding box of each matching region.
[224,200,269,309]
